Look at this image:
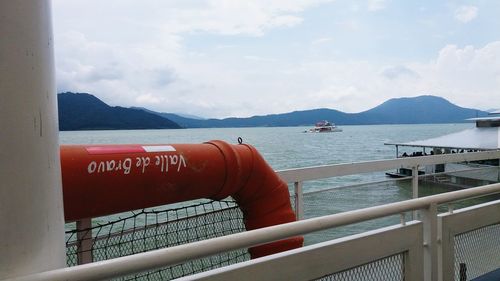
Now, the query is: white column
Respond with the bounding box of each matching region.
[412,165,419,219]
[412,165,419,199]
[294,181,304,220]
[421,203,438,281]
[0,1,66,279]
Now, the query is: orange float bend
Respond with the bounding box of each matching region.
[60,140,303,258]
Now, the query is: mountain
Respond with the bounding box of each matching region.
[58,92,181,131]
[131,107,209,128]
[354,95,487,124]
[58,93,489,130]
[173,113,206,120]
[145,108,353,128]
[144,95,488,128]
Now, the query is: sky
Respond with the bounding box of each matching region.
[52,0,500,118]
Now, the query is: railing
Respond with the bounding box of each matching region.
[280,150,500,220]
[7,184,500,281]
[4,150,500,281]
[180,192,500,281]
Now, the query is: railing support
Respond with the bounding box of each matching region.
[412,165,419,219]
[412,165,419,199]
[7,184,500,281]
[294,181,304,220]
[421,203,438,281]
[77,218,93,265]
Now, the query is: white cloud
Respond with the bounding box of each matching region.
[367,0,387,12]
[269,15,303,28]
[55,29,500,117]
[272,42,500,114]
[424,42,500,109]
[52,0,334,116]
[454,5,478,23]
[129,0,330,36]
[136,94,163,105]
[243,55,276,62]
[381,65,420,80]
[52,1,500,118]
[311,37,333,45]
[336,20,361,31]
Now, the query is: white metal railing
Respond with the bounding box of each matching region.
[67,150,500,266]
[280,150,500,220]
[439,199,500,281]
[181,196,500,281]
[4,151,500,281]
[176,222,425,281]
[6,183,500,281]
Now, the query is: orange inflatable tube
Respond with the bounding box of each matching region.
[60,140,303,258]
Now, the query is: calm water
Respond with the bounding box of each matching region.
[60,123,472,171]
[60,123,474,194]
[61,123,480,244]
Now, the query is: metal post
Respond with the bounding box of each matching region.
[412,165,419,219]
[0,1,66,279]
[395,145,400,173]
[421,203,438,281]
[294,181,304,220]
[77,219,94,264]
[412,165,419,199]
[497,165,500,182]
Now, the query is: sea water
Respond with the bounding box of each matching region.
[61,123,479,244]
[60,123,472,170]
[59,123,473,192]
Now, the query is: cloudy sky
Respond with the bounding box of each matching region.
[52,0,500,118]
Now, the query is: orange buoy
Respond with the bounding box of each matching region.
[60,140,303,258]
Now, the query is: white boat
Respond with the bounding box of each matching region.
[306,120,342,133]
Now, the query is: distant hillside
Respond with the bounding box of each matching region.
[144,95,488,128]
[58,92,181,131]
[145,108,353,128]
[131,107,209,128]
[355,95,486,124]
[58,93,489,130]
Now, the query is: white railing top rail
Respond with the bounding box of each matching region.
[7,182,500,281]
[277,150,500,182]
[300,164,500,196]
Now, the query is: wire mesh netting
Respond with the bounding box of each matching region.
[314,253,405,281]
[65,199,250,280]
[300,175,500,246]
[62,165,499,280]
[454,223,500,280]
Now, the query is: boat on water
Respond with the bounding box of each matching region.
[305,120,342,133]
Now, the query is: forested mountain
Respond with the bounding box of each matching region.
[58,92,181,131]
[59,93,487,130]
[146,95,487,128]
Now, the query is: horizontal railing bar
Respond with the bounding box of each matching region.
[9,182,500,281]
[302,176,412,196]
[276,150,500,182]
[302,165,499,196]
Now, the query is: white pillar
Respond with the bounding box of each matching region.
[412,165,419,199]
[294,181,304,220]
[0,1,66,279]
[412,165,419,220]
